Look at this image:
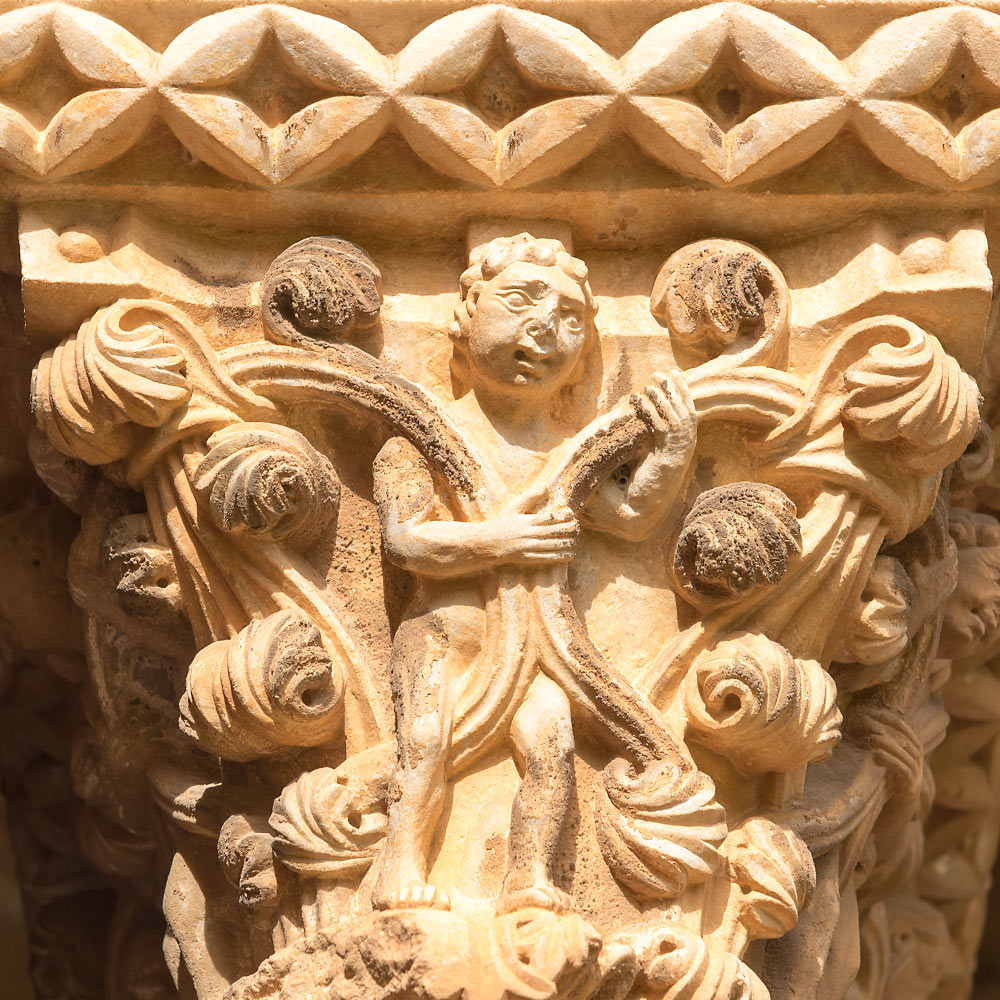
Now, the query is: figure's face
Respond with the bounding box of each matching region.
[839,556,912,666]
[464,261,589,399]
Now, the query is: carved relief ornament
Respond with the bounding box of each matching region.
[19,216,993,1000]
[0,0,999,997]
[2,2,1000,189]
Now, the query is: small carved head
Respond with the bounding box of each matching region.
[452,233,597,402]
[834,555,914,668]
[940,508,1000,658]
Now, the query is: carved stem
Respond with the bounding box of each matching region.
[223,343,488,512]
[532,573,691,767]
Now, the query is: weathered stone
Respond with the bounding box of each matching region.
[2,3,1000,1000]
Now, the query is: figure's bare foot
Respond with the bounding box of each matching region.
[373,876,451,911]
[499,878,574,915]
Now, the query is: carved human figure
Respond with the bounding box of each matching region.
[371,234,697,913]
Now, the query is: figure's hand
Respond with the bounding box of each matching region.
[631,370,697,467]
[477,508,580,567]
[581,371,696,541]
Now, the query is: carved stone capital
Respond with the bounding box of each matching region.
[2,4,1000,1000]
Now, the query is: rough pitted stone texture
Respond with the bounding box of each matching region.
[3,3,1000,1000]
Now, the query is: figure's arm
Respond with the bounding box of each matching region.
[373,438,579,579]
[581,371,697,541]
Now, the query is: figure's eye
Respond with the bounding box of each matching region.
[562,310,583,332]
[500,290,531,309]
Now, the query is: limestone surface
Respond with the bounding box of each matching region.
[1,4,1000,1000]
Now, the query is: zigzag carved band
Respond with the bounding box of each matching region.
[3,1,1000,189]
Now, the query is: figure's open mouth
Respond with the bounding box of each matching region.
[514,348,550,374]
[514,349,537,373]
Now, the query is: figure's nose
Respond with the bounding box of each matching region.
[525,306,558,340]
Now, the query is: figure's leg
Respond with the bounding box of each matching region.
[373,619,451,910]
[500,672,576,914]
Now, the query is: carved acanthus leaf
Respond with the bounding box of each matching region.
[940,507,1000,658]
[487,909,602,1000]
[595,759,727,899]
[650,239,790,371]
[832,555,914,674]
[32,299,192,465]
[179,610,344,762]
[218,814,280,910]
[673,481,802,604]
[193,422,341,549]
[651,244,778,351]
[634,924,768,1000]
[725,818,816,940]
[842,320,980,474]
[683,633,842,775]
[878,896,963,1000]
[270,767,386,877]
[261,237,382,350]
[101,513,185,628]
[845,704,923,830]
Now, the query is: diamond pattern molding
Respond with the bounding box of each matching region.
[9,1,1000,189]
